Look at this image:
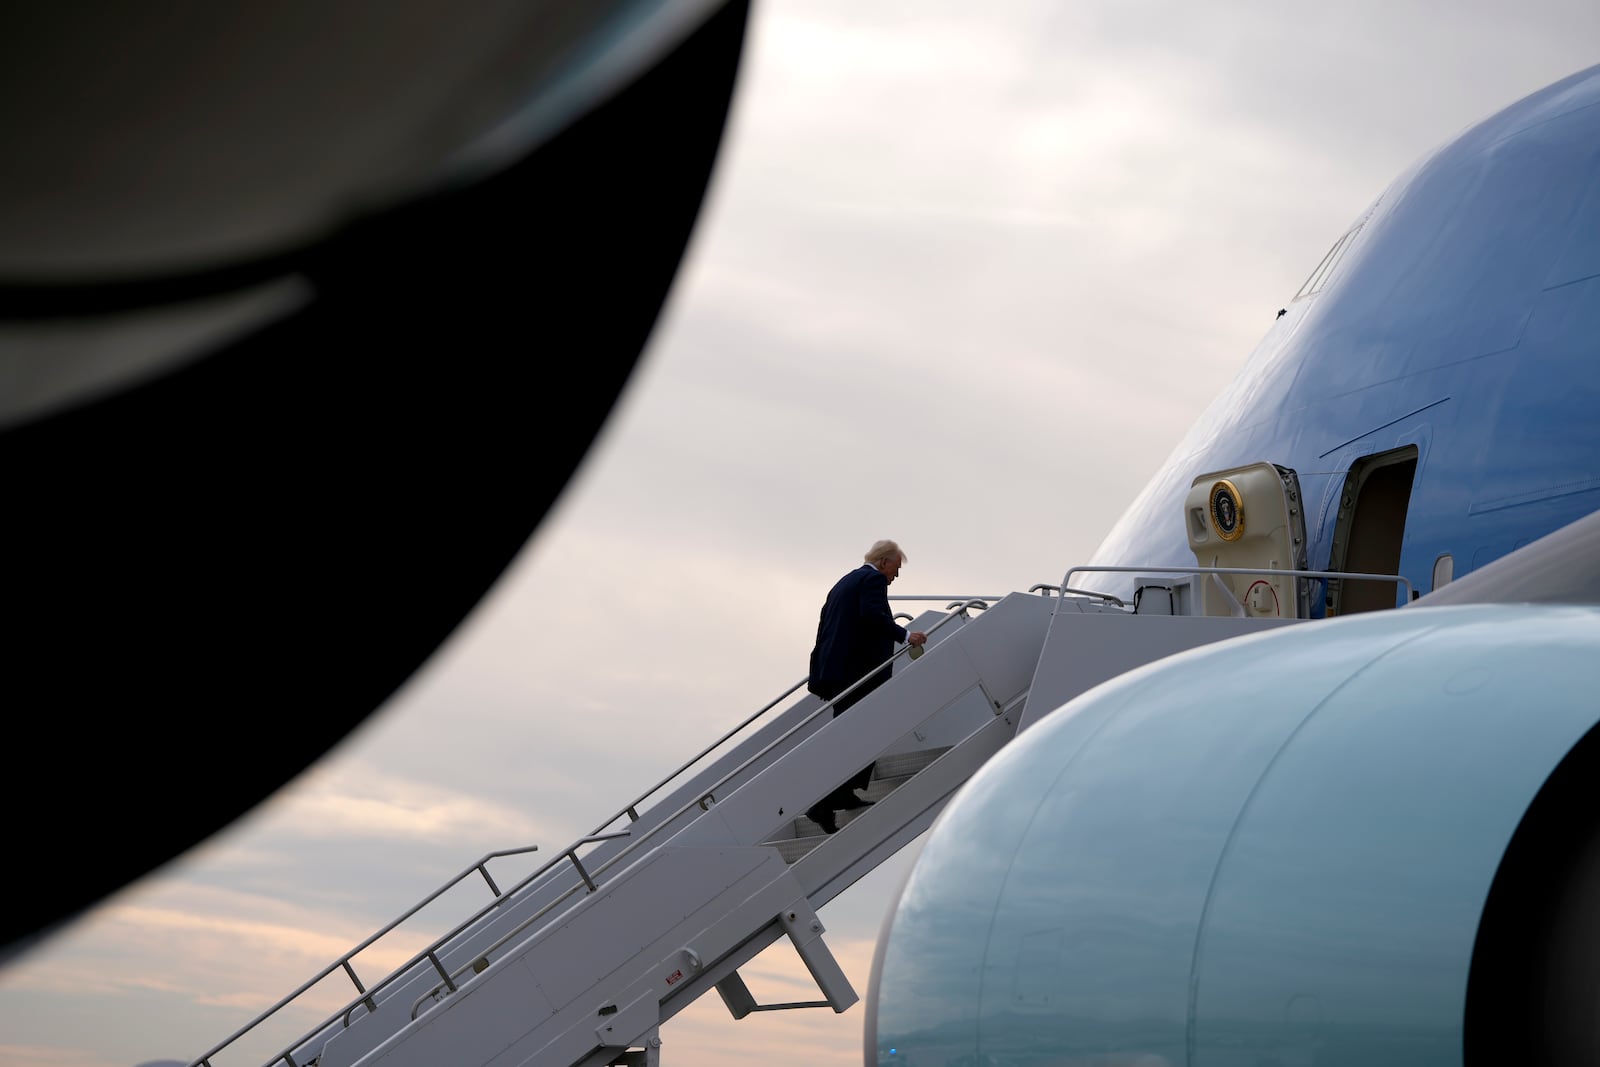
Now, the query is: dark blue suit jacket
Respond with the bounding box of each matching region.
[808,563,909,702]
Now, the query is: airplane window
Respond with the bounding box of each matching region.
[1294,219,1365,301]
[1433,553,1455,590]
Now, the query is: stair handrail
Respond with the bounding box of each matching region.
[396,604,985,1010]
[890,593,1011,602]
[191,675,815,1067]
[1059,563,1414,606]
[193,600,997,1067]
[188,843,542,1067]
[1027,582,1125,607]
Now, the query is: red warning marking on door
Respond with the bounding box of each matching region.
[665,969,683,986]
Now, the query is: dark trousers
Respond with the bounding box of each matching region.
[808,669,887,815]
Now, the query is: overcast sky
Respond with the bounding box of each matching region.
[4,4,1598,1067]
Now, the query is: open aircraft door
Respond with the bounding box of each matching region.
[1324,445,1419,614]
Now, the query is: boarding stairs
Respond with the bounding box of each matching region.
[190,561,1410,1067]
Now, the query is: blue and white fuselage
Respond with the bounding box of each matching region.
[866,61,1600,1067]
[1096,62,1600,610]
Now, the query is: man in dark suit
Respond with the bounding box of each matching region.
[804,539,927,833]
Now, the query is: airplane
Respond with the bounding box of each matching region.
[864,58,1600,1067]
[5,4,1596,1066]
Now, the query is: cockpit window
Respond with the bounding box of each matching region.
[1294,219,1365,301]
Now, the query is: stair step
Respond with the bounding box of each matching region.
[860,775,908,802]
[773,835,823,863]
[768,746,956,864]
[871,746,950,781]
[771,805,873,862]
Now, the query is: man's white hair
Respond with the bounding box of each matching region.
[864,539,906,565]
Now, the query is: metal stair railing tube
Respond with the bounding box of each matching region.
[407,605,981,1008]
[285,834,634,1058]
[577,603,974,860]
[239,834,606,1066]
[593,676,812,833]
[372,598,971,1035]
[194,599,977,1067]
[1058,564,1414,605]
[189,843,542,1067]
[889,594,1010,602]
[191,691,821,1063]
[1026,581,1124,606]
[218,678,816,1065]
[401,831,636,1021]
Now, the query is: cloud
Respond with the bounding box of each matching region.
[0,1047,114,1067]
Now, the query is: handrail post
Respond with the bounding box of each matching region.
[426,950,458,994]
[341,959,377,1019]
[567,851,599,893]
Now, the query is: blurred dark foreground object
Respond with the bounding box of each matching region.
[0,0,748,963]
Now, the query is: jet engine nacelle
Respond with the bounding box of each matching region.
[866,600,1600,1066]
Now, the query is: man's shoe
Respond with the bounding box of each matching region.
[806,806,838,834]
[837,794,875,811]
